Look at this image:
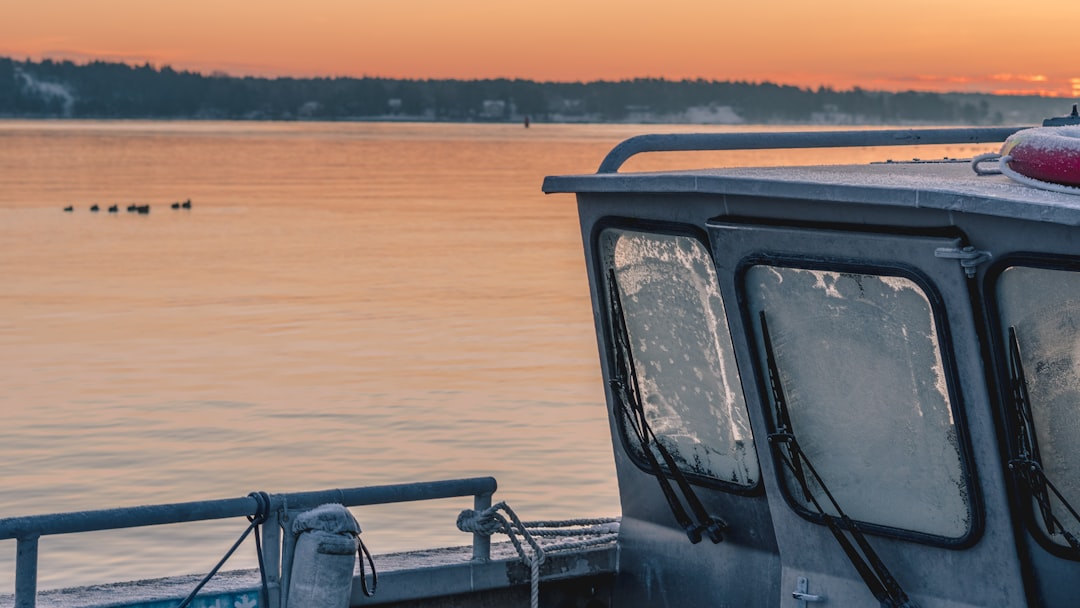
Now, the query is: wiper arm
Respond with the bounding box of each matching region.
[760,311,811,504]
[760,311,917,608]
[607,269,726,544]
[1006,326,1080,550]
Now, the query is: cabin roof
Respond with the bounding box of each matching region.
[543,160,1080,227]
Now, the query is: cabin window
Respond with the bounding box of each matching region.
[996,265,1080,549]
[601,228,758,487]
[746,265,969,539]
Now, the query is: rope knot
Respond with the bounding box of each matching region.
[456,504,508,536]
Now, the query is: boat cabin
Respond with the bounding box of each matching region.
[543,127,1080,607]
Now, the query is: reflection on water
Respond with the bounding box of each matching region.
[0,120,998,592]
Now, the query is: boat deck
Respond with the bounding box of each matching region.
[5,541,617,608]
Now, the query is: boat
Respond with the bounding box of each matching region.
[6,123,1080,607]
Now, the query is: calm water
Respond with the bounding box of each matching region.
[0,120,999,592]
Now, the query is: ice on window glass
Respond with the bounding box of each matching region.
[602,229,758,486]
[747,266,969,538]
[997,266,1080,547]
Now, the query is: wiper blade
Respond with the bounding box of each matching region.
[760,311,917,608]
[607,269,726,544]
[760,310,811,503]
[1006,326,1080,550]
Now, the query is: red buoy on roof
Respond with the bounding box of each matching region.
[1001,126,1080,188]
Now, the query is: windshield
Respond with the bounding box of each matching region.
[996,265,1080,548]
[745,265,970,539]
[601,228,758,487]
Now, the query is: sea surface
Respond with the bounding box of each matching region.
[0,120,999,592]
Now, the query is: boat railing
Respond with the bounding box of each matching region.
[595,126,1024,173]
[0,476,497,608]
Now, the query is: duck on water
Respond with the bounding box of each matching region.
[61,200,191,214]
[10,121,1080,608]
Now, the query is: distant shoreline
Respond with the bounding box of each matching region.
[3,56,1075,126]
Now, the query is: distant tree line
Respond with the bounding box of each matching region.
[0,56,1005,124]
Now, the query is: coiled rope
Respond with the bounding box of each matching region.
[177,491,271,608]
[457,502,619,608]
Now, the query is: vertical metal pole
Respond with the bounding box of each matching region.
[262,510,282,608]
[472,491,492,562]
[15,535,39,608]
[279,513,296,608]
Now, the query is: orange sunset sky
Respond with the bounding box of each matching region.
[2,0,1078,97]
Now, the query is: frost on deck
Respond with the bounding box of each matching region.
[602,229,758,487]
[997,265,1080,546]
[746,266,969,539]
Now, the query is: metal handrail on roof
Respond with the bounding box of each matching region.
[595,127,1025,173]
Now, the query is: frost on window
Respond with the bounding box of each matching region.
[601,229,758,487]
[997,266,1080,547]
[746,266,969,539]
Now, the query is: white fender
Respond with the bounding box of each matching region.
[287,504,360,608]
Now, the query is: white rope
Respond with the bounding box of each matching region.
[517,517,619,528]
[971,152,1003,175]
[457,502,619,608]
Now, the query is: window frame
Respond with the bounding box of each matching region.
[594,218,763,496]
[984,254,1080,561]
[736,252,981,548]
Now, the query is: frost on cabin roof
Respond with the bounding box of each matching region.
[543,160,1080,227]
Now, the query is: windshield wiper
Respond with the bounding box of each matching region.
[606,269,726,544]
[760,311,917,608]
[1006,326,1080,550]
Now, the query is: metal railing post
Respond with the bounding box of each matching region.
[15,534,39,608]
[262,509,282,608]
[279,512,296,608]
[472,490,492,562]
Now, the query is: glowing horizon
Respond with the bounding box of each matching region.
[3,0,1079,98]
